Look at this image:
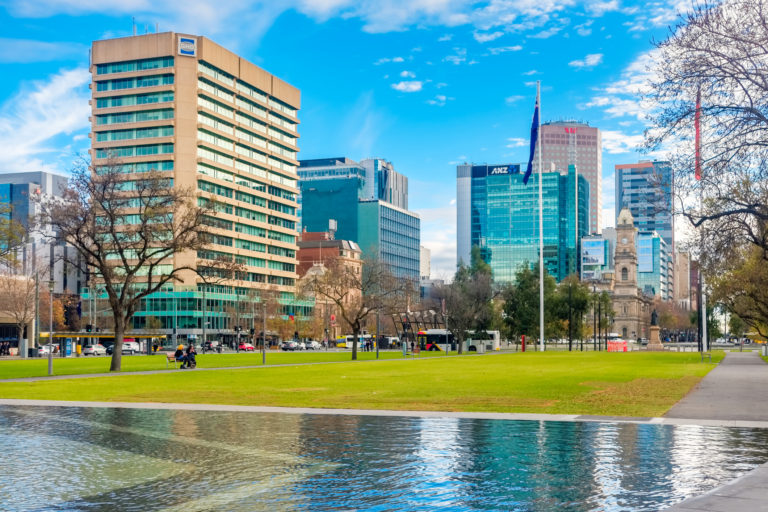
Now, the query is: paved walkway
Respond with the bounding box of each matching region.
[663,351,768,511]
[665,350,768,421]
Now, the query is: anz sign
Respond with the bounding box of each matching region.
[487,165,521,176]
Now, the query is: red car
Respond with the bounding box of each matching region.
[238,342,255,352]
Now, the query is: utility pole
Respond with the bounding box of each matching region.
[262,300,267,365]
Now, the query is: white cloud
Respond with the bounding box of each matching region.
[444,47,467,65]
[0,38,87,63]
[506,137,527,147]
[568,52,603,68]
[586,0,619,16]
[416,204,457,279]
[522,69,538,75]
[426,94,452,106]
[374,56,405,65]
[473,30,504,43]
[436,82,448,88]
[339,91,390,158]
[391,80,423,92]
[488,45,523,54]
[0,67,90,174]
[400,70,416,78]
[601,130,645,154]
[529,25,563,39]
[438,34,453,41]
[574,19,593,36]
[505,95,525,105]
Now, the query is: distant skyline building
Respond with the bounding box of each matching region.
[674,251,693,310]
[536,121,602,234]
[580,234,614,282]
[298,157,420,281]
[637,230,674,301]
[456,163,589,283]
[0,171,82,294]
[615,160,674,250]
[420,245,431,280]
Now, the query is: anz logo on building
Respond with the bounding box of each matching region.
[487,165,520,176]
[178,36,197,57]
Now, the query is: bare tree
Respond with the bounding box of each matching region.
[0,268,38,350]
[0,204,27,271]
[36,160,212,371]
[304,255,408,360]
[645,0,768,246]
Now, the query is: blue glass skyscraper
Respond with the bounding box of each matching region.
[457,163,589,282]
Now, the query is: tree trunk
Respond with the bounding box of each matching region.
[351,326,359,361]
[110,316,125,372]
[16,324,24,354]
[457,335,464,355]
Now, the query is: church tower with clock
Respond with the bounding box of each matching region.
[612,208,651,340]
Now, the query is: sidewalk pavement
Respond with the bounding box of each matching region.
[663,350,768,511]
[665,350,768,421]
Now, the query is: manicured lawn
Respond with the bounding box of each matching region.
[0,350,446,379]
[0,351,722,417]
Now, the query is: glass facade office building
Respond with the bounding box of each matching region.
[457,163,589,283]
[298,157,420,282]
[615,160,674,250]
[637,231,673,300]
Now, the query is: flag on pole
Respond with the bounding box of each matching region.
[523,92,540,185]
[695,87,702,180]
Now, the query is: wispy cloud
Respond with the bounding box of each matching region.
[438,34,453,42]
[574,20,593,36]
[339,91,390,157]
[584,49,658,121]
[505,95,525,105]
[416,204,457,278]
[506,137,527,147]
[601,130,644,154]
[569,53,603,68]
[488,45,523,55]
[0,67,90,174]
[444,47,467,65]
[473,30,504,43]
[522,69,538,75]
[426,94,452,106]
[391,80,423,92]
[0,38,87,63]
[400,70,416,78]
[374,56,405,65]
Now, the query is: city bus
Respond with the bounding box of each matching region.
[416,329,500,352]
[335,334,372,348]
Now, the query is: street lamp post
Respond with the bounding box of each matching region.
[262,300,267,366]
[48,279,54,376]
[593,285,597,352]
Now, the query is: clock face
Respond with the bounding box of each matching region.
[621,237,628,244]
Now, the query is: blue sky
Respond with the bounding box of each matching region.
[0,0,689,277]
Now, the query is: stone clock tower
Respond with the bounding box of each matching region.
[612,208,651,340]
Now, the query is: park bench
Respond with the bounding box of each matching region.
[166,353,178,369]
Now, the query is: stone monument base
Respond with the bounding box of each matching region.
[646,325,664,351]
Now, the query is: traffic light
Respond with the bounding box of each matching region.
[250,328,255,335]
[85,324,92,333]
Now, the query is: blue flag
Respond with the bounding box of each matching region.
[523,96,539,185]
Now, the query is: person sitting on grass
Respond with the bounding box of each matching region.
[174,344,185,367]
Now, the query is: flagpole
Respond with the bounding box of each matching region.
[537,80,544,352]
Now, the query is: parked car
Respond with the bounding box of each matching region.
[305,340,322,350]
[37,344,58,356]
[297,341,306,350]
[238,342,255,352]
[203,340,221,353]
[121,341,141,355]
[281,340,298,351]
[83,344,107,356]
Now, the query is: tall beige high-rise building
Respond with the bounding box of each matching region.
[536,121,602,234]
[90,32,302,339]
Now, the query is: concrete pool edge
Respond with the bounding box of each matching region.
[2,398,768,429]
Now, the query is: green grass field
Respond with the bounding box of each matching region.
[0,350,446,379]
[0,351,723,417]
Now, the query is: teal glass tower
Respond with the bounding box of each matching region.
[457,163,589,282]
[299,157,420,282]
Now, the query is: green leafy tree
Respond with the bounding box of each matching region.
[502,263,557,343]
[553,275,592,350]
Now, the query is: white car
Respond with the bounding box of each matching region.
[37,344,58,356]
[297,341,306,350]
[121,341,141,355]
[305,340,322,350]
[83,344,107,356]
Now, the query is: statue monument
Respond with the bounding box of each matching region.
[647,308,664,351]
